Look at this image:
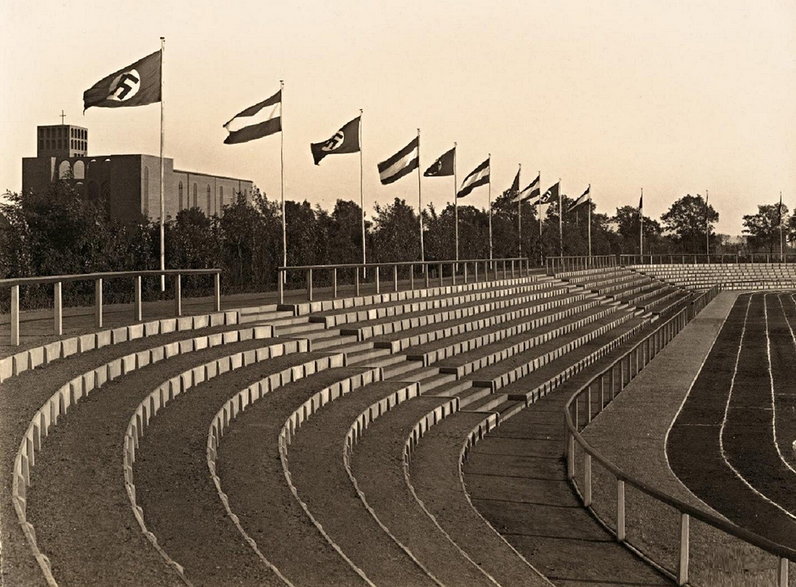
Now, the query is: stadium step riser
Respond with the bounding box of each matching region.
[382,292,591,357]
[472,311,640,392]
[309,281,557,328]
[123,339,318,582]
[435,304,623,379]
[284,275,539,316]
[10,323,276,584]
[345,287,583,342]
[0,309,238,383]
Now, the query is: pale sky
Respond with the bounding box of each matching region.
[1,0,794,235]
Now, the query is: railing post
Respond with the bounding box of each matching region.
[134,276,143,321]
[375,266,380,294]
[567,430,575,480]
[584,454,592,507]
[424,263,430,289]
[53,281,63,335]
[464,262,469,284]
[778,557,789,587]
[174,274,182,317]
[333,267,338,298]
[393,264,398,292]
[10,284,20,346]
[278,270,285,304]
[452,262,457,285]
[617,479,626,541]
[600,374,606,409]
[587,383,593,423]
[307,268,313,301]
[678,513,690,586]
[95,278,103,328]
[409,264,415,291]
[355,267,361,297]
[214,272,221,312]
[474,262,479,283]
[511,259,515,278]
[438,263,443,287]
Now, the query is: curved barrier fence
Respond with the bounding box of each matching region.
[277,257,533,303]
[564,286,796,586]
[1,269,222,346]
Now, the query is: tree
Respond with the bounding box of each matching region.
[661,194,718,253]
[371,198,420,262]
[742,202,790,254]
[612,205,663,254]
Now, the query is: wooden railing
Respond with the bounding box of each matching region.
[277,258,533,304]
[564,286,794,586]
[1,269,221,346]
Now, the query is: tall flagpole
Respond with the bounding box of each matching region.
[639,187,644,256]
[488,153,493,261]
[779,190,784,259]
[360,109,365,273]
[537,170,543,265]
[705,189,709,256]
[417,129,424,263]
[280,80,287,278]
[517,163,522,258]
[159,37,166,292]
[587,187,592,257]
[558,177,563,257]
[454,142,459,262]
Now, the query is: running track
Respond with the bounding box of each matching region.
[668,292,796,549]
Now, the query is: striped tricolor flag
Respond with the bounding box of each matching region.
[514,173,541,203]
[223,89,282,144]
[567,185,590,212]
[378,137,419,184]
[457,158,490,198]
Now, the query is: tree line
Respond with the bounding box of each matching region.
[0,180,793,306]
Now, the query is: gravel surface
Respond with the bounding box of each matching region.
[409,411,550,586]
[217,367,372,587]
[0,323,264,586]
[287,381,437,586]
[134,352,335,586]
[25,338,271,586]
[350,396,496,586]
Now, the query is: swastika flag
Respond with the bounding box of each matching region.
[83,50,162,111]
[310,116,361,165]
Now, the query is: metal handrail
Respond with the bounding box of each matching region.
[621,253,796,265]
[545,255,618,276]
[563,286,794,585]
[2,269,222,346]
[277,257,533,303]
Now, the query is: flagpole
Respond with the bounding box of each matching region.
[280,80,287,280]
[558,177,563,257]
[417,128,424,263]
[705,189,709,256]
[538,170,542,265]
[779,190,784,259]
[454,142,459,262]
[360,109,365,276]
[639,188,644,257]
[517,163,522,258]
[488,153,493,262]
[159,36,166,292]
[588,187,592,258]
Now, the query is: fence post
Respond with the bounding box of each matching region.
[511,259,515,278]
[134,276,143,321]
[567,429,575,480]
[587,384,593,423]
[214,272,221,312]
[95,278,103,328]
[778,557,789,587]
[678,513,690,586]
[333,267,338,298]
[584,454,593,507]
[439,263,443,287]
[409,264,414,291]
[393,265,399,292]
[174,274,182,317]
[464,262,469,284]
[10,284,20,346]
[278,270,285,304]
[375,266,380,294]
[452,262,457,285]
[355,268,361,297]
[307,268,313,301]
[53,281,63,336]
[474,262,479,283]
[617,479,626,541]
[425,263,430,288]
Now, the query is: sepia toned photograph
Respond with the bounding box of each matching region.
[1,0,794,585]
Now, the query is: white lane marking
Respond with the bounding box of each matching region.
[718,293,796,521]
[771,294,796,475]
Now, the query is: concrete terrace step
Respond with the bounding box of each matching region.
[460,392,509,413]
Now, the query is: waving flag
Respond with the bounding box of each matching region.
[424,147,455,177]
[378,137,419,184]
[83,51,162,111]
[223,90,282,144]
[457,158,490,198]
[540,181,560,204]
[505,167,520,198]
[311,116,361,165]
[514,173,541,203]
[567,185,591,212]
